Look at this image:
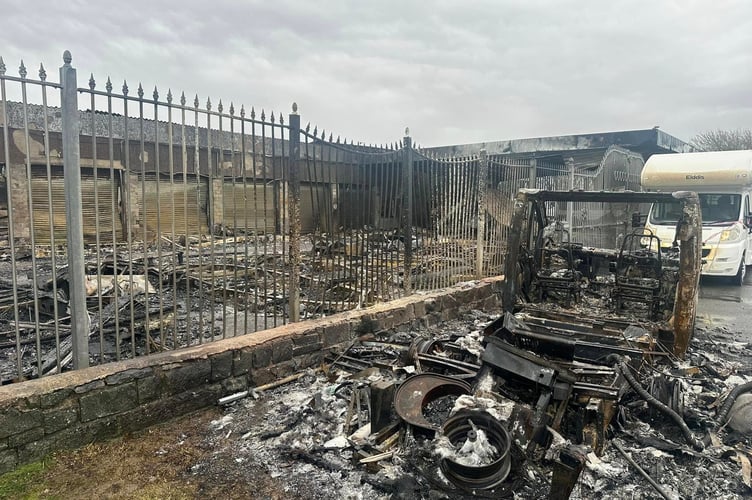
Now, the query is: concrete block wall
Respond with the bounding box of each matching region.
[0,276,503,473]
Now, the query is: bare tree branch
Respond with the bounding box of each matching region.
[691,129,752,151]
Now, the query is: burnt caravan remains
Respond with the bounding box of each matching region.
[501,189,702,358]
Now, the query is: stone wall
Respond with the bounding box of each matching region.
[0,277,503,473]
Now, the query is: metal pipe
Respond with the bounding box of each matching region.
[138,83,150,354]
[88,79,104,362]
[105,79,120,360]
[716,380,752,425]
[609,355,704,451]
[192,95,204,344]
[175,92,191,345]
[228,103,239,337]
[40,65,62,371]
[269,113,278,327]
[612,440,674,500]
[206,98,216,336]
[260,113,269,330]
[239,106,249,331]
[0,58,24,379]
[166,91,178,347]
[20,62,43,374]
[123,80,137,358]
[152,87,165,348]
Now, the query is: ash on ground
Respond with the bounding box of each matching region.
[193,310,752,499]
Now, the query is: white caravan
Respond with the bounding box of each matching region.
[641,150,752,285]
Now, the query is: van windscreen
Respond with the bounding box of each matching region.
[649,194,740,225]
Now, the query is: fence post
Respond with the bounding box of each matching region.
[402,129,413,294]
[60,51,89,369]
[288,103,301,322]
[476,149,488,279]
[528,157,537,189]
[566,157,575,236]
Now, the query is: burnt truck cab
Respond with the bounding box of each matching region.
[500,189,702,358]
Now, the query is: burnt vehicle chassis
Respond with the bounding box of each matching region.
[501,189,702,358]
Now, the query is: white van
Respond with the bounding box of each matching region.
[641,150,752,285]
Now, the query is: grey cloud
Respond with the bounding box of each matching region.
[1,0,751,146]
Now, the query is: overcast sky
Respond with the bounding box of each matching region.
[2,0,751,147]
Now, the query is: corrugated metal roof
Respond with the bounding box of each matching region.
[492,146,644,173]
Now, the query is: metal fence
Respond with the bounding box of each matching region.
[0,52,643,383]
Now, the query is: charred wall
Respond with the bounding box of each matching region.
[1,126,383,243]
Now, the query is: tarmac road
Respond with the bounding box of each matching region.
[696,273,752,343]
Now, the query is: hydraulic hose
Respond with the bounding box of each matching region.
[608,355,705,452]
[716,380,752,426]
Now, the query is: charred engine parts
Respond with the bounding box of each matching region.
[439,411,512,491]
[608,354,705,451]
[549,446,587,500]
[409,336,481,378]
[393,373,472,431]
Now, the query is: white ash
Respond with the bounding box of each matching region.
[451,394,515,423]
[433,428,499,467]
[455,328,484,358]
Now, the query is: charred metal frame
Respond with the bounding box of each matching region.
[502,189,701,358]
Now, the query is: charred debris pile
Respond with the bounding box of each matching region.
[214,306,752,499]
[0,226,479,382]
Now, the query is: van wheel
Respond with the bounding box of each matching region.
[733,258,746,286]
